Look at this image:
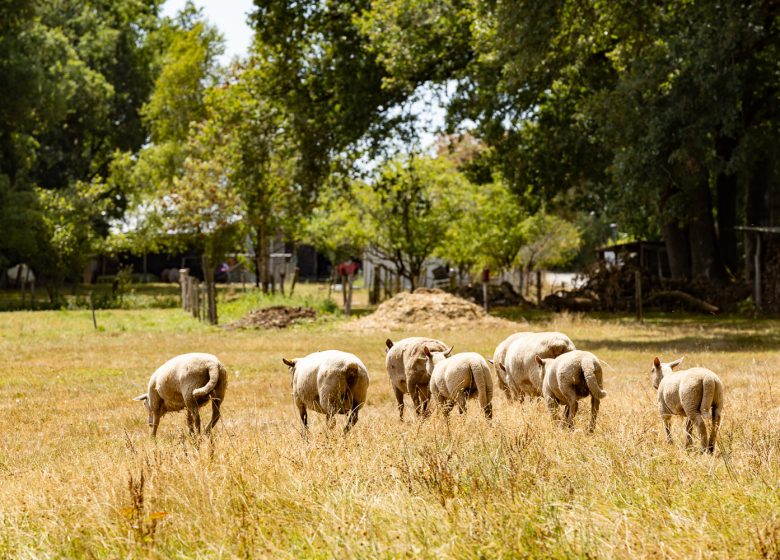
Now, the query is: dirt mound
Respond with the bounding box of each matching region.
[344,288,515,331]
[224,305,317,330]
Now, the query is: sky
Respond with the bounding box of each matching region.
[162,0,255,64]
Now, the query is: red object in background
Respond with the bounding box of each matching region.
[481,268,490,282]
[337,261,360,277]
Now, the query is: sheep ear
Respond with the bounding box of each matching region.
[670,356,684,369]
[487,359,494,365]
[282,358,296,367]
[133,393,148,401]
[423,346,432,358]
[444,345,453,357]
[497,362,506,372]
[653,357,661,368]
[535,355,544,366]
[385,338,394,350]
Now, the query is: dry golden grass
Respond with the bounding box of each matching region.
[1,307,780,558]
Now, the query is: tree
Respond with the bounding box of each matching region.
[357,156,464,289]
[517,212,581,297]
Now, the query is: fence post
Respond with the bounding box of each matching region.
[536,270,542,306]
[180,269,190,311]
[635,270,643,323]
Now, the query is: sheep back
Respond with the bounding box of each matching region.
[386,337,447,393]
[542,350,606,403]
[658,367,723,417]
[293,350,370,415]
[504,332,576,396]
[149,352,226,412]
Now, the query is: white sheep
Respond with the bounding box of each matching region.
[385,337,448,419]
[534,350,606,431]
[424,346,493,419]
[495,332,576,400]
[652,356,723,453]
[283,350,370,432]
[133,353,227,437]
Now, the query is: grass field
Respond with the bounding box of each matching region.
[1,292,780,558]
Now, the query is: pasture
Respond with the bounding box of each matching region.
[1,301,780,558]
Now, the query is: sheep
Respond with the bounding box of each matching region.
[424,346,493,419]
[283,350,370,433]
[133,353,227,437]
[652,356,723,453]
[534,350,606,432]
[495,332,576,401]
[385,337,449,419]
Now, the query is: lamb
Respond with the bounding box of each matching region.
[133,353,227,437]
[534,350,606,432]
[652,356,723,453]
[424,346,493,419]
[495,332,576,400]
[385,337,449,419]
[283,350,370,432]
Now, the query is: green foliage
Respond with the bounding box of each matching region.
[517,212,581,272]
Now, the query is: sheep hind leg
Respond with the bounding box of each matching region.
[708,407,721,453]
[660,415,673,444]
[588,397,600,433]
[185,397,201,435]
[692,413,709,453]
[565,399,578,430]
[684,417,694,448]
[344,402,361,434]
[393,385,405,421]
[204,398,221,434]
[455,391,467,415]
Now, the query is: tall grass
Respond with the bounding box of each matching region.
[0,310,779,557]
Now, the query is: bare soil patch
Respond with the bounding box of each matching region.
[344,288,516,331]
[223,305,317,330]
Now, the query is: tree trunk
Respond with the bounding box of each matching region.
[715,136,739,275]
[256,225,270,294]
[662,221,691,280]
[688,179,724,281]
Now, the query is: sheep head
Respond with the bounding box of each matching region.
[652,356,684,389]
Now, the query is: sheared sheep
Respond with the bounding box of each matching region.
[283,350,370,432]
[133,352,227,437]
[495,332,576,400]
[535,350,606,432]
[652,356,723,453]
[385,337,448,419]
[424,346,493,419]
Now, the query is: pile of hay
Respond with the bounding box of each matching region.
[344,288,514,331]
[223,305,316,330]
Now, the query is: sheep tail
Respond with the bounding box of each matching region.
[583,357,607,400]
[700,376,716,416]
[472,362,494,413]
[193,362,222,397]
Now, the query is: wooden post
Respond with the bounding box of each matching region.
[289,266,300,298]
[279,269,286,296]
[341,274,349,316]
[89,291,97,330]
[179,269,190,310]
[536,270,542,306]
[635,271,643,323]
[755,233,762,311]
[371,267,381,304]
[191,278,199,319]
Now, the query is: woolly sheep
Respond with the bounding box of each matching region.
[283,350,370,432]
[385,337,448,419]
[133,352,227,437]
[652,356,723,453]
[424,346,493,419]
[535,350,607,432]
[495,332,576,400]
